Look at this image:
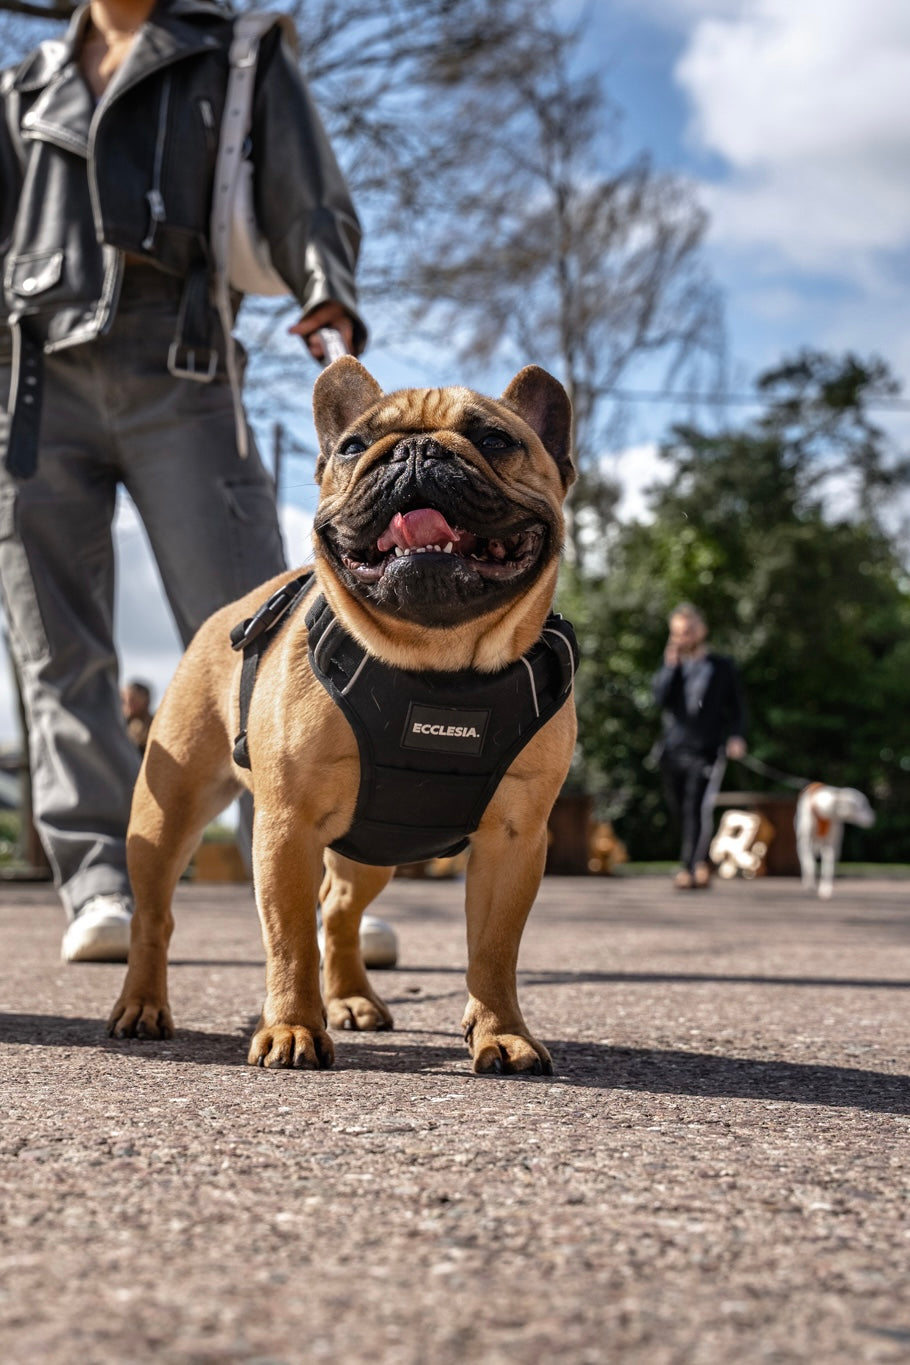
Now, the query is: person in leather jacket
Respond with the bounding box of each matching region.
[653,603,747,890]
[0,0,367,961]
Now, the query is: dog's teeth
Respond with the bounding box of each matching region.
[444,542,453,554]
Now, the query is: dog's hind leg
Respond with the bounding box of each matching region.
[818,824,842,899]
[108,696,242,1040]
[796,808,816,892]
[320,852,395,1031]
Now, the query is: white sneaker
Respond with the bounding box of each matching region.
[317,912,399,969]
[61,894,133,963]
[359,913,399,968]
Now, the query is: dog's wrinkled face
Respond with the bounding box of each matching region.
[311,361,574,627]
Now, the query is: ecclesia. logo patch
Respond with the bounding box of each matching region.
[402,703,490,755]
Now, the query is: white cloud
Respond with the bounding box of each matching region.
[675,0,910,270]
[279,502,316,571]
[608,441,672,523]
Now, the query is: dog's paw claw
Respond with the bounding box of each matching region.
[247,1024,334,1071]
[468,1031,553,1078]
[327,994,393,1032]
[107,1000,173,1041]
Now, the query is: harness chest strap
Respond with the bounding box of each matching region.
[230,584,578,867]
[230,570,315,767]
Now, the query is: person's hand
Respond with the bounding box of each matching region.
[664,639,679,667]
[726,736,747,760]
[288,302,355,360]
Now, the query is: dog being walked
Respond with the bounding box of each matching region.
[795,782,875,899]
[109,360,577,1075]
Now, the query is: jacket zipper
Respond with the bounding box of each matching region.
[141,71,172,250]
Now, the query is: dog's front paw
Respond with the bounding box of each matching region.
[107,995,174,1040]
[462,1002,552,1076]
[327,992,393,1032]
[247,1024,335,1070]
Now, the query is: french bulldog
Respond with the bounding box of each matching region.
[108,359,577,1074]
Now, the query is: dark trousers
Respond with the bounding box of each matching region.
[660,747,726,871]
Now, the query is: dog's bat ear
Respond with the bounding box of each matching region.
[313,357,384,477]
[500,366,575,488]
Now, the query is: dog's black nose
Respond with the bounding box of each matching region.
[391,435,451,464]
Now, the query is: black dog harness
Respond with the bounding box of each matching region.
[230,572,578,867]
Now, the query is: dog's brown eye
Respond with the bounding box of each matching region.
[338,435,368,457]
[477,430,517,454]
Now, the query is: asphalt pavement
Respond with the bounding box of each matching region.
[1,872,908,1364]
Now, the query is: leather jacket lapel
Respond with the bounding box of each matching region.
[97,10,223,111]
[21,65,94,158]
[10,6,85,93]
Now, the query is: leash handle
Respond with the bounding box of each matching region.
[315,327,347,365]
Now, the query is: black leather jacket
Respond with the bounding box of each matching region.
[0,0,365,359]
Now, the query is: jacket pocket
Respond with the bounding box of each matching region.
[4,250,64,300]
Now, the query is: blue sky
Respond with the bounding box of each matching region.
[590,0,910,393]
[2,0,910,740]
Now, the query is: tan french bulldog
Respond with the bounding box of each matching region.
[108,358,577,1074]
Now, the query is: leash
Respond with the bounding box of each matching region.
[733,752,810,791]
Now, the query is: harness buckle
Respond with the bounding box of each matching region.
[167,341,218,382]
[230,583,298,651]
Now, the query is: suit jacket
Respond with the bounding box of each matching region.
[653,651,747,758]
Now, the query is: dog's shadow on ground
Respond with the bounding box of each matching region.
[552,1040,910,1114]
[3,1012,908,1115]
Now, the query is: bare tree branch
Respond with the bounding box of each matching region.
[2,0,724,560]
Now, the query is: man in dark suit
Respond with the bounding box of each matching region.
[653,604,747,889]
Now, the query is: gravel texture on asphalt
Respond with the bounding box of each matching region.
[1,874,908,1364]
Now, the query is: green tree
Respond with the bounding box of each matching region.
[561,351,910,863]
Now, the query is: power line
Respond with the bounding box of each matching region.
[608,389,910,412]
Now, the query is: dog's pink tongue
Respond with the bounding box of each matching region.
[377,509,458,552]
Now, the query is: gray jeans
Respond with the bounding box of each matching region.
[0,267,286,916]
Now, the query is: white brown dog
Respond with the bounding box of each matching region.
[795,782,875,899]
[108,359,577,1074]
